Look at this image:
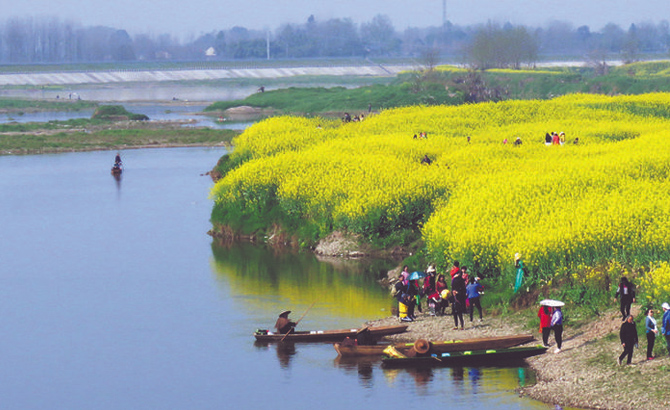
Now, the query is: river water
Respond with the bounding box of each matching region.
[0,147,568,410]
[0,103,253,130]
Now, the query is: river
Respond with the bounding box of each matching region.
[0,103,254,130]
[0,147,568,410]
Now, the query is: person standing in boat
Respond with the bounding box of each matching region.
[114,152,122,166]
[275,310,297,334]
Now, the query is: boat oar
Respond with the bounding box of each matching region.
[280,301,316,342]
[294,301,317,326]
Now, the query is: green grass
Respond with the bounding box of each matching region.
[205,83,464,114]
[203,61,670,115]
[92,105,148,121]
[0,97,97,111]
[0,127,238,154]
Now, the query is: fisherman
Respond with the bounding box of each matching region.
[275,310,297,334]
[114,152,122,166]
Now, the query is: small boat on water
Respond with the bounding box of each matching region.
[253,324,408,343]
[111,164,123,175]
[381,345,548,368]
[334,333,535,357]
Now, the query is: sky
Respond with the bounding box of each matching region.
[8,0,669,39]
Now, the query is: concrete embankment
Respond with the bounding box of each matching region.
[0,64,412,86]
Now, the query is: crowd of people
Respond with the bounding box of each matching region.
[610,276,670,365]
[544,131,579,145]
[390,265,670,365]
[342,112,366,123]
[392,260,485,329]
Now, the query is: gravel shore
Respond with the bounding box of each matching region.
[368,304,670,410]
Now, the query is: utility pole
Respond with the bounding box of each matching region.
[266,30,270,60]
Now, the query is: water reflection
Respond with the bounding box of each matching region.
[333,356,377,388]
[382,365,535,396]
[112,168,122,190]
[210,241,399,320]
[334,351,537,397]
[276,343,297,369]
[253,341,298,369]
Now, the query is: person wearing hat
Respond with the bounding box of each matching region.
[662,302,670,356]
[423,264,438,315]
[275,310,297,334]
[423,264,437,297]
[514,253,524,293]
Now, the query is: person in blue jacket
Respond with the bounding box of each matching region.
[645,308,658,360]
[662,302,670,356]
[466,276,484,323]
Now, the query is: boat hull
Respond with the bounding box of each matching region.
[381,345,548,368]
[334,334,535,357]
[253,325,408,343]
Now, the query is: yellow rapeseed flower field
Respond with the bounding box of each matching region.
[211,93,670,297]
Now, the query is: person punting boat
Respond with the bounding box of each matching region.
[275,310,297,334]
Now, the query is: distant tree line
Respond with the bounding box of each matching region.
[0,15,669,67]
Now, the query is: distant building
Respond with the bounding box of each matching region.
[205,47,216,57]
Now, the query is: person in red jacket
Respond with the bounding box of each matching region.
[449,260,460,279]
[538,305,553,347]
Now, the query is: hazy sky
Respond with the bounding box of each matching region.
[9,0,669,38]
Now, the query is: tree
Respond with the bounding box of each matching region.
[600,23,625,53]
[361,14,399,56]
[109,29,135,61]
[214,31,226,57]
[467,22,537,69]
[420,47,441,72]
[320,18,361,57]
[622,24,640,63]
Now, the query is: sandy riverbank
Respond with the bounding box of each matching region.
[367,303,670,410]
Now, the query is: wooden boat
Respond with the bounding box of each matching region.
[253,324,408,343]
[111,165,123,175]
[333,333,535,357]
[381,345,548,368]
